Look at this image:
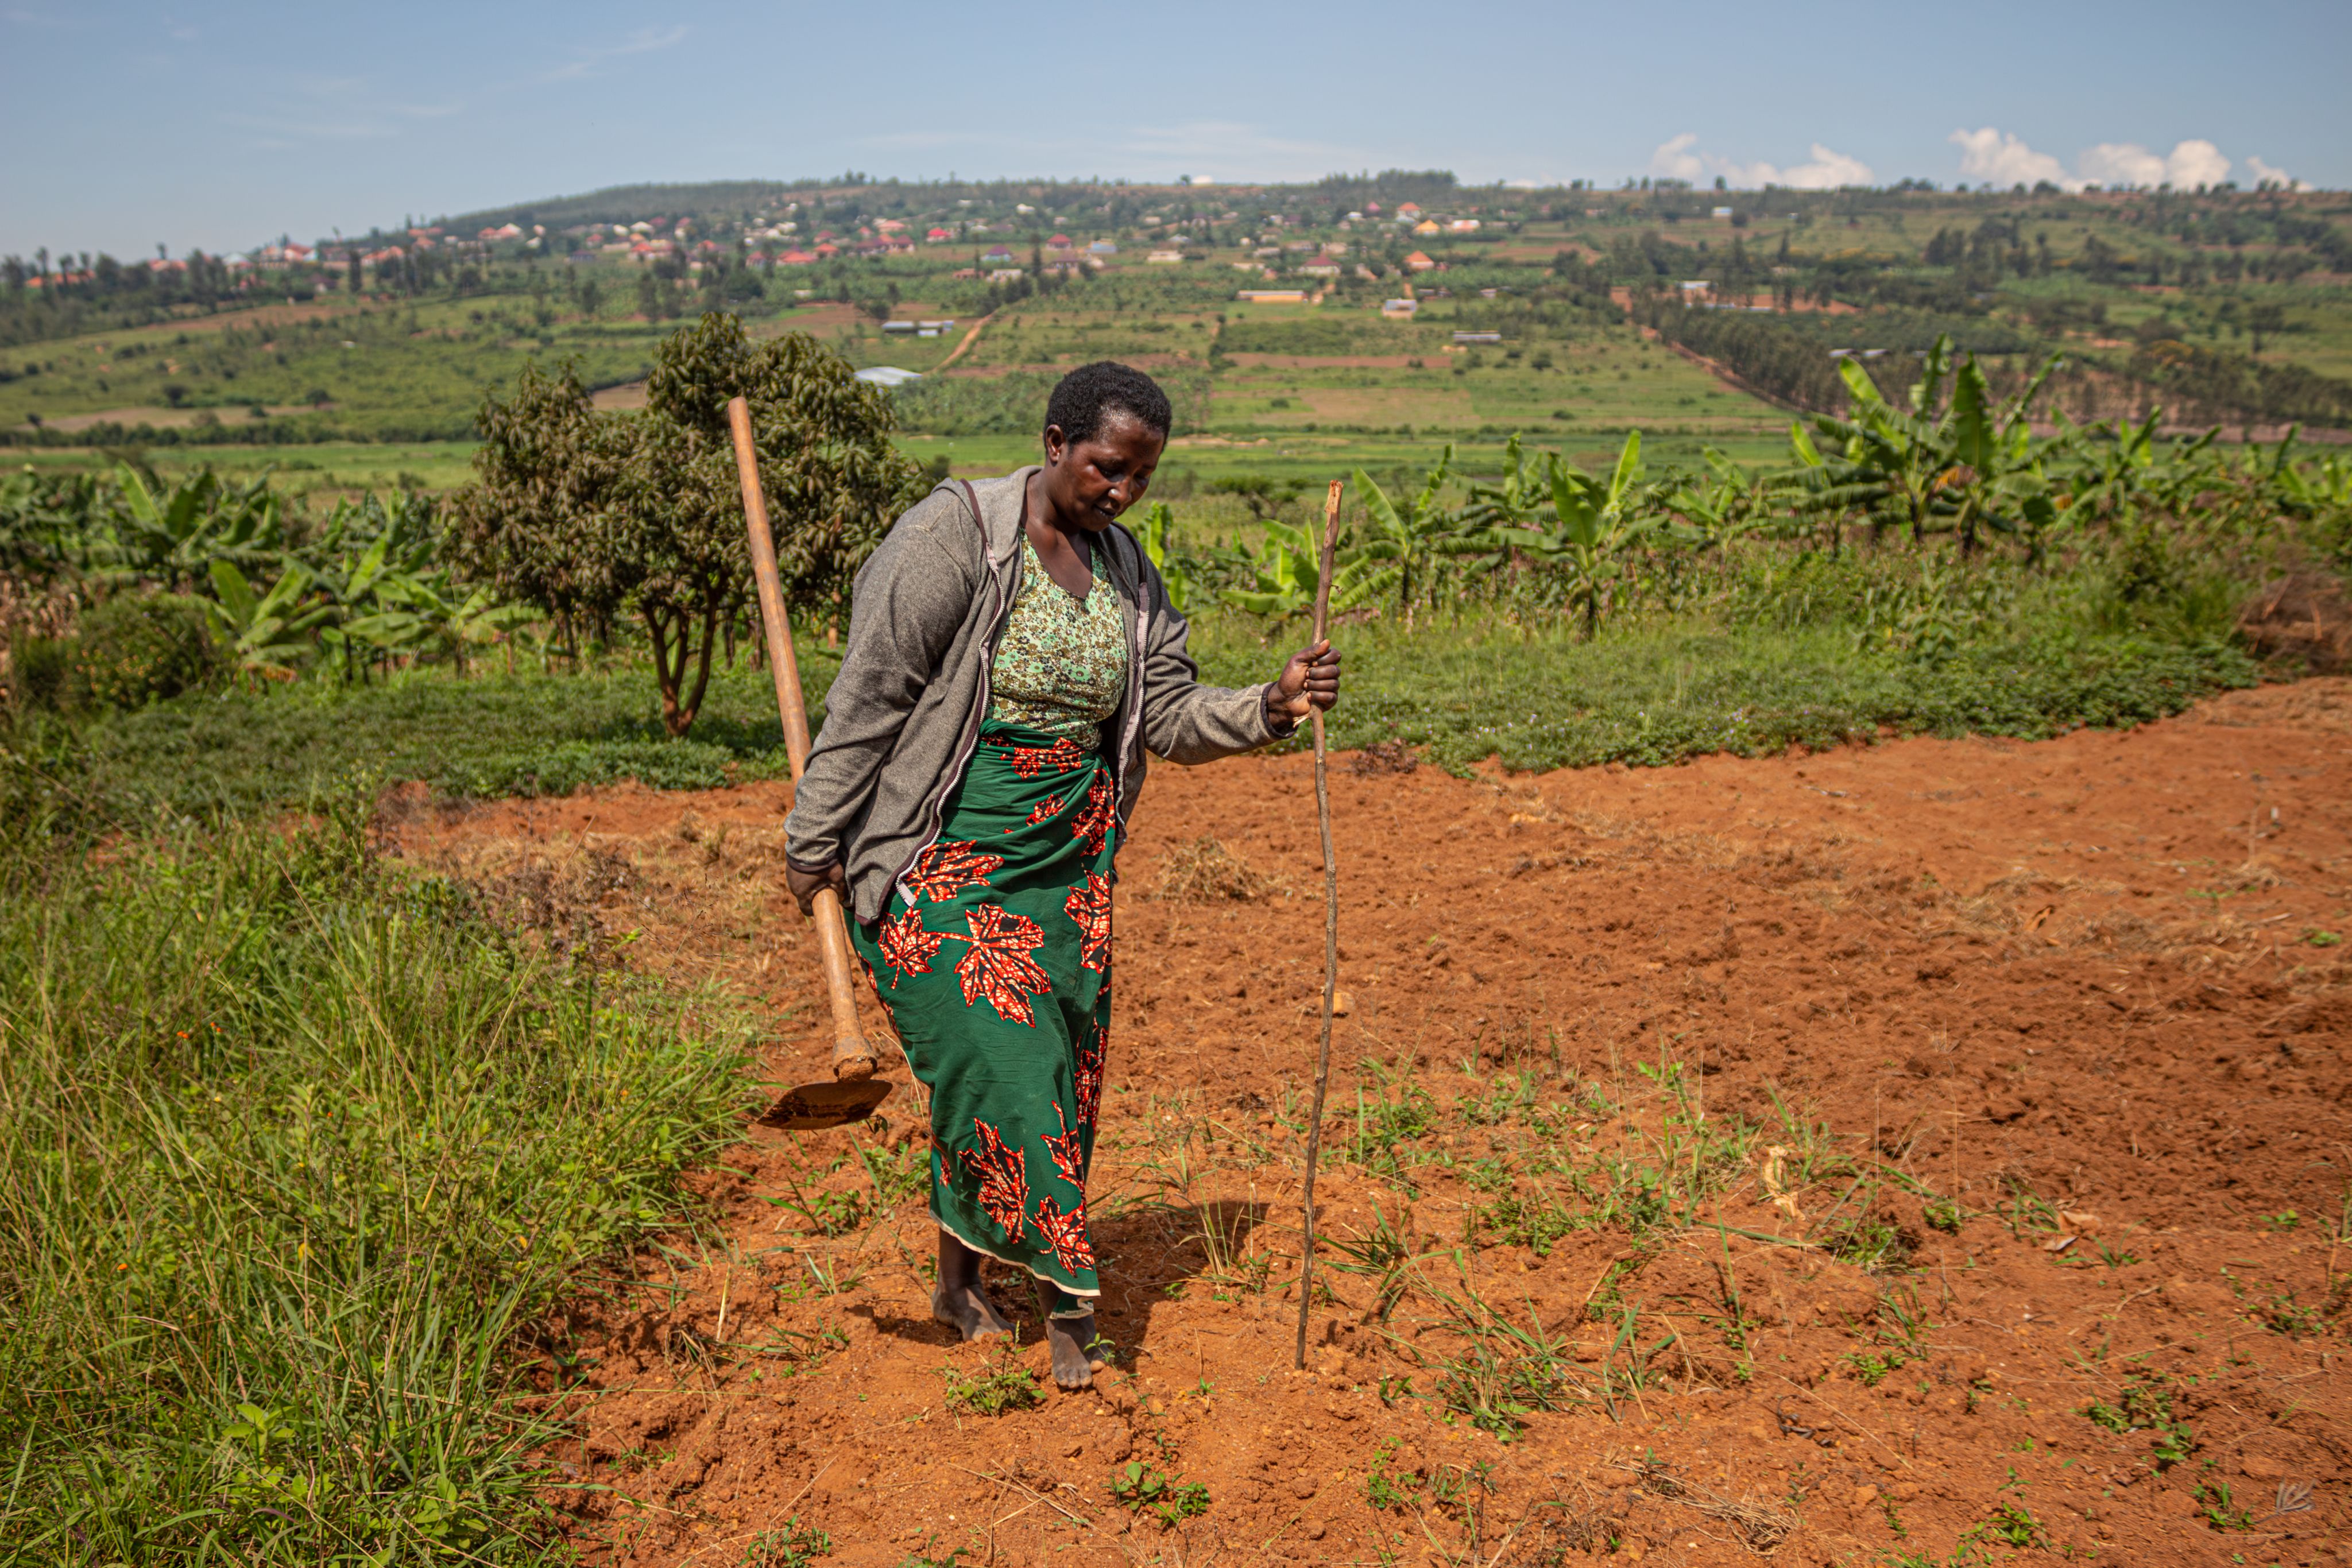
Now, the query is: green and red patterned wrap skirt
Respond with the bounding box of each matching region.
[849,721,1116,1315]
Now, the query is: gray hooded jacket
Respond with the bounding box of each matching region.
[784,469,1290,925]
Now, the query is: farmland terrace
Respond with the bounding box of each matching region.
[5,176,2349,500]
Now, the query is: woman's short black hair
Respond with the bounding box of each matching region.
[1045,361,1173,446]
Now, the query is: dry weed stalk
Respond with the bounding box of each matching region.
[1630,1461,1797,1554]
[1149,835,1286,903]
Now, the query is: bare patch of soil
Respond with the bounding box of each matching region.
[382,681,2352,1567]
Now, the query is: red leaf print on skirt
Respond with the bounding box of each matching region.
[1033,1195,1095,1272]
[1007,736,1088,779]
[958,1119,1030,1237]
[1043,1104,1088,1187]
[1024,794,1066,826]
[1074,1021,1106,1131]
[1070,771,1117,855]
[904,839,1005,904]
[876,908,943,986]
[1063,871,1112,973]
[949,904,1052,1025]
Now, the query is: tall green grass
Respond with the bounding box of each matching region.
[0,808,756,1561]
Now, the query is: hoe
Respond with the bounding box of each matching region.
[727,395,894,1132]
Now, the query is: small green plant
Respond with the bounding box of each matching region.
[941,1353,1044,1418]
[1923,1198,1964,1233]
[852,1137,930,1209]
[2303,928,2342,947]
[1328,1201,1425,1323]
[2265,1210,2301,1232]
[760,1184,868,1237]
[1365,1439,1417,1511]
[1844,1349,1908,1387]
[1481,1190,1581,1256]
[1975,1501,2046,1549]
[1108,1462,1210,1524]
[1191,1200,1272,1295]
[2256,1289,2331,1337]
[2081,1376,2196,1468]
[2095,1239,2141,1271]
[742,1517,831,1566]
[2195,1480,2255,1532]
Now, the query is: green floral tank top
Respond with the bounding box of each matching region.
[987,533,1129,745]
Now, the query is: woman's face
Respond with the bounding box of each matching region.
[1041,409,1164,533]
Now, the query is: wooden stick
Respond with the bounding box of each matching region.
[1294,477,1344,1371]
[727,396,876,1083]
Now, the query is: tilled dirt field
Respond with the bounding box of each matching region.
[384,679,2352,1568]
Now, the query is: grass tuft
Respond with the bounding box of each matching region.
[0,804,755,1559]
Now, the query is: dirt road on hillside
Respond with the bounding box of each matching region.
[385,678,2352,1568]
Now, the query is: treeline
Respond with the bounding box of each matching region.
[0,414,475,450]
[889,367,1211,438]
[1639,304,1849,412]
[1639,299,2352,428]
[0,253,250,350]
[2125,338,2352,428]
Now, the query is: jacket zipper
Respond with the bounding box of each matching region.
[1108,528,1147,835]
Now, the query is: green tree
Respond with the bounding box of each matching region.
[624,312,919,733]
[443,360,635,660]
[2249,303,2286,357]
[448,316,920,737]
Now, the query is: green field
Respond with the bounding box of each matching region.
[5,170,2351,1565]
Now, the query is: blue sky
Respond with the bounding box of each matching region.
[3,0,2344,259]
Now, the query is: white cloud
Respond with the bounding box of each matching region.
[1647,133,1871,190]
[2245,155,2303,191]
[1950,127,2070,188]
[1952,126,2239,190]
[2080,138,2227,189]
[1650,132,1704,183]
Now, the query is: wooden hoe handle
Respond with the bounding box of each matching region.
[727,396,877,1084]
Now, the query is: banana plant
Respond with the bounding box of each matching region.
[1495,432,1653,638]
[2274,443,2351,517]
[1664,448,1773,547]
[1461,433,1548,532]
[107,466,289,590]
[202,559,335,682]
[1352,444,1459,619]
[1131,501,1197,615]
[1217,517,1394,620]
[1785,335,2059,555]
[339,574,535,676]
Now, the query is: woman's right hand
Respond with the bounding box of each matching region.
[784,860,848,917]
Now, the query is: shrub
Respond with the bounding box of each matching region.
[15,594,218,714]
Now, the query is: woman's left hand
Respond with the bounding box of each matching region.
[1270,638,1341,726]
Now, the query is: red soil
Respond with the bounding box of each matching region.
[384,679,2352,1567]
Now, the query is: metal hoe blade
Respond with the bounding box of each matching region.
[757,1078,895,1132]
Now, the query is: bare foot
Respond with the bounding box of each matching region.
[1043,1311,1105,1389]
[932,1279,1014,1340]
[932,1228,1012,1341]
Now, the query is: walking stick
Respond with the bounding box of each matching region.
[1294,477,1344,1370]
[727,396,890,1130]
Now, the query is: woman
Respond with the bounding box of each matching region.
[783,361,1338,1390]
